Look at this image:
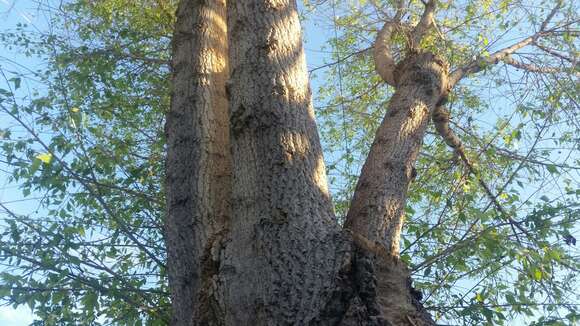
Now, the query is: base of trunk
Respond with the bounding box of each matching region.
[314,233,435,326]
[197,231,434,326]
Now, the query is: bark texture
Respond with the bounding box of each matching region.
[164,1,569,324]
[344,53,449,256]
[339,15,448,324]
[164,0,230,325]
[164,1,438,325]
[221,1,352,324]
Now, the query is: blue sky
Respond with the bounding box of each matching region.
[0,0,48,324]
[0,306,34,325]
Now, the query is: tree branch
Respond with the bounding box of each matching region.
[373,0,439,85]
[309,48,369,74]
[431,106,529,241]
[0,101,166,270]
[0,202,168,322]
[373,21,399,86]
[410,0,436,49]
[533,41,576,63]
[448,1,565,87]
[502,55,579,75]
[369,0,405,21]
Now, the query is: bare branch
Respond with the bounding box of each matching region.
[502,55,579,75]
[449,36,535,87]
[533,41,576,63]
[431,106,529,241]
[369,0,405,21]
[309,48,369,74]
[539,0,563,32]
[368,0,388,19]
[394,0,406,22]
[371,0,413,86]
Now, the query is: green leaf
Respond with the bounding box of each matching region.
[533,269,542,281]
[0,88,12,97]
[30,158,42,174]
[0,286,11,297]
[505,293,516,305]
[82,291,99,311]
[476,292,484,303]
[36,152,52,164]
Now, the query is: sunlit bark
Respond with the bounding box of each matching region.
[165,0,230,324]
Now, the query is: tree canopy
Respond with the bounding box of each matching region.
[0,0,578,325]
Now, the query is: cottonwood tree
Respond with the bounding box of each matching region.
[0,0,578,325]
[165,0,578,325]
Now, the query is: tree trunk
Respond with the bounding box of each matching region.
[165,1,440,325]
[344,53,449,256]
[221,1,350,324]
[164,0,230,325]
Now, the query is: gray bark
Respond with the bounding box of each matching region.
[164,1,439,325]
[164,0,230,324]
[221,1,350,324]
[345,53,449,256]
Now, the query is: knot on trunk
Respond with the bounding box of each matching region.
[395,52,449,100]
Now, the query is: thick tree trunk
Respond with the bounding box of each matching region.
[164,0,230,325]
[165,1,440,325]
[221,1,350,324]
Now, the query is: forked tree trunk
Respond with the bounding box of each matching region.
[166,0,443,325]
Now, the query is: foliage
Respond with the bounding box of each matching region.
[0,0,578,325]
[0,0,175,324]
[307,0,579,325]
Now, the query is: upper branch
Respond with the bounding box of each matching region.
[448,1,565,88]
[394,0,406,22]
[410,0,437,49]
[373,21,399,86]
[449,35,539,87]
[533,41,576,63]
[502,55,579,75]
[369,0,405,21]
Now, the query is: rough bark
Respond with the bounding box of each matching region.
[164,0,230,325]
[345,52,449,255]
[220,1,352,324]
[339,11,449,325]
[162,0,575,324]
[164,1,438,325]
[326,52,449,326]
